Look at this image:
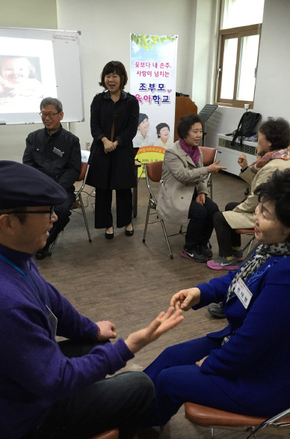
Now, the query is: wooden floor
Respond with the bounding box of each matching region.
[35,171,279,438]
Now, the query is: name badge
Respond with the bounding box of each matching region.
[46,305,58,336]
[234,278,252,309]
[53,147,64,157]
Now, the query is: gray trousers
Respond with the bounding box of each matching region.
[22,340,155,439]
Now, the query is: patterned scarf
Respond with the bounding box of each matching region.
[226,242,290,301]
[248,147,290,174]
[179,137,200,165]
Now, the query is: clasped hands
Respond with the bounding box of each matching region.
[103,138,118,154]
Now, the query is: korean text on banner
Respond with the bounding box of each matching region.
[130,34,178,177]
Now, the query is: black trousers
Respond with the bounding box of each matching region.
[185,196,219,250]
[94,187,132,229]
[213,201,241,257]
[22,340,155,439]
[45,191,75,248]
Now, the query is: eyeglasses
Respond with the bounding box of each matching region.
[10,206,55,219]
[39,111,60,118]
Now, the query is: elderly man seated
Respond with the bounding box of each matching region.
[23,97,81,259]
[0,161,183,439]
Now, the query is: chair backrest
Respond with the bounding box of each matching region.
[199,146,217,166]
[75,162,90,198]
[145,161,163,183]
[77,162,88,182]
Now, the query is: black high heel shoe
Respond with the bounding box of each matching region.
[125,223,134,237]
[105,227,114,240]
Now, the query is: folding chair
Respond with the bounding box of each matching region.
[184,402,290,438]
[71,162,92,243]
[199,146,217,199]
[142,161,179,259]
[90,428,119,439]
[235,228,256,258]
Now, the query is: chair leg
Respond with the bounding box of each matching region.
[142,198,151,243]
[49,232,61,253]
[242,236,255,257]
[142,197,173,259]
[160,218,173,259]
[79,194,92,243]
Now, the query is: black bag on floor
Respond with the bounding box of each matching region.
[231,111,261,146]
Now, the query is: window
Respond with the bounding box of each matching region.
[215,0,264,108]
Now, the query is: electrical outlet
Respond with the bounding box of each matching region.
[86,142,91,150]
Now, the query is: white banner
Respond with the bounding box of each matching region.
[130,34,178,174]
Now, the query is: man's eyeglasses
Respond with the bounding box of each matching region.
[39,111,60,118]
[10,206,55,219]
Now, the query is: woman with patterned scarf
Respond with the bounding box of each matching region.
[143,168,290,427]
[208,117,290,274]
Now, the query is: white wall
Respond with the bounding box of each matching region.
[56,0,198,149]
[205,0,290,150]
[0,0,289,163]
[254,0,290,120]
[0,0,199,160]
[0,0,58,161]
[191,0,218,111]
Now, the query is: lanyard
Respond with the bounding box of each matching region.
[0,254,34,288]
[0,253,57,335]
[0,253,45,305]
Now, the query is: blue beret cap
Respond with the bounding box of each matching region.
[0,161,67,209]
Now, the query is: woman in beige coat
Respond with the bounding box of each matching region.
[157,114,225,262]
[208,117,290,274]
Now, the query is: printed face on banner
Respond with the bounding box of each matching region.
[130,34,178,174]
[0,37,57,114]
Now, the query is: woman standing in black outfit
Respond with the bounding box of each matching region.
[87,61,139,239]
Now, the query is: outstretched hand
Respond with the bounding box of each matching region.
[125,306,184,354]
[207,160,227,173]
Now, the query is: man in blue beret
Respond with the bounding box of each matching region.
[23,97,81,259]
[0,160,183,439]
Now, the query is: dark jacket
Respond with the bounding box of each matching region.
[86,91,139,190]
[23,125,81,192]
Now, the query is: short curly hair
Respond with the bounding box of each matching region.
[99,61,128,91]
[255,168,290,232]
[177,114,203,140]
[259,117,290,151]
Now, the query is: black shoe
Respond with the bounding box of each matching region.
[125,223,134,237]
[200,242,212,258]
[208,302,226,319]
[105,227,114,240]
[35,247,52,260]
[182,246,208,263]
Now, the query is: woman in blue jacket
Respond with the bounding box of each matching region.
[144,168,290,427]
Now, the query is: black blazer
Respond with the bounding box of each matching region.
[87,91,139,190]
